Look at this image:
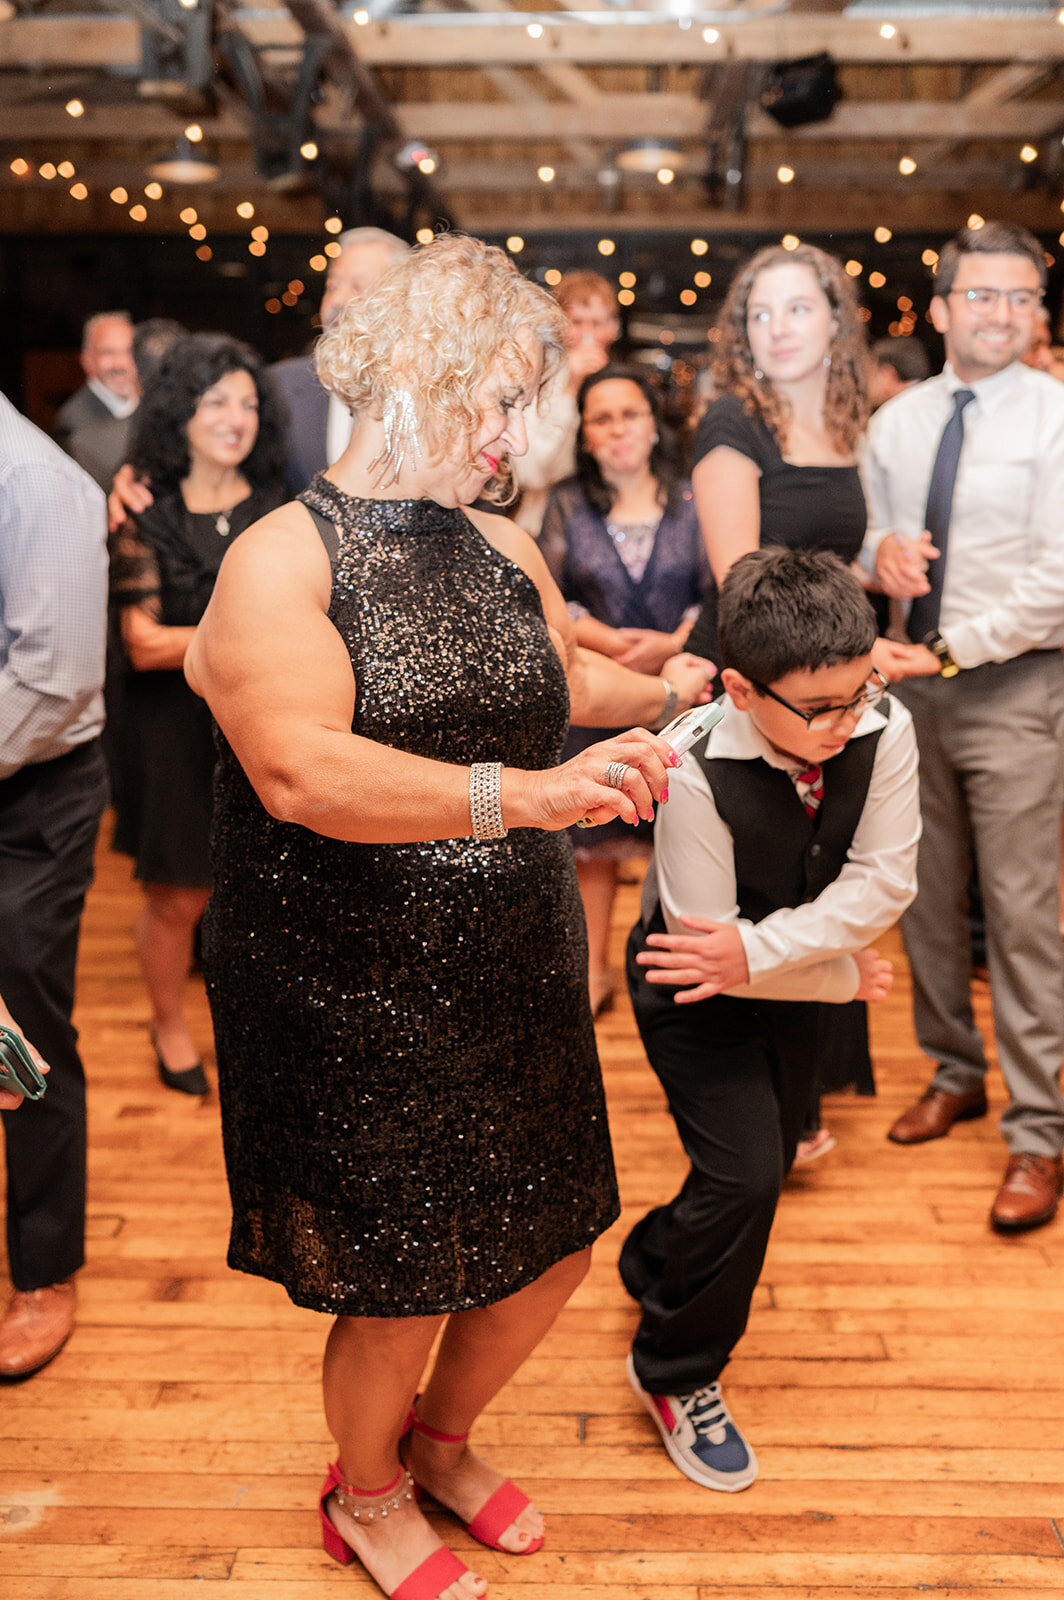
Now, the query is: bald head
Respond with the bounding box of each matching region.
[319,228,409,329]
[81,312,137,400]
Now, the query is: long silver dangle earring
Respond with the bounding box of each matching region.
[368,388,421,488]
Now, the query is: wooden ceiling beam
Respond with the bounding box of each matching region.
[3,96,1060,146]
[4,14,1064,70]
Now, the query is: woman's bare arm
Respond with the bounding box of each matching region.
[691,446,762,585]
[186,503,676,843]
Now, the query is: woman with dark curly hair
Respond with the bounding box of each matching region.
[111,333,285,1094]
[684,244,925,1157]
[540,366,711,1014]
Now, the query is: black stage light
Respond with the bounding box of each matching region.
[760,53,841,130]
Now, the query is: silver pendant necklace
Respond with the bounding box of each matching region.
[215,508,232,537]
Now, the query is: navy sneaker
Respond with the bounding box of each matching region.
[626,1352,758,1491]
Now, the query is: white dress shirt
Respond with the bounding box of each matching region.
[650,693,921,1003]
[86,377,138,420]
[862,361,1064,668]
[0,392,108,778]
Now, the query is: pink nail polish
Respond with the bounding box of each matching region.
[661,787,669,802]
[669,752,681,767]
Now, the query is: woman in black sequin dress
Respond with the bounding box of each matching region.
[186,235,712,1600]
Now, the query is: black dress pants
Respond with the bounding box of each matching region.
[621,924,820,1394]
[0,743,107,1291]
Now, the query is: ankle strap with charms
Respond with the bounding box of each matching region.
[331,1464,415,1520]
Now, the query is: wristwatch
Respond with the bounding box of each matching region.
[923,632,961,678]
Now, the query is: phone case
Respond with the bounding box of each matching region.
[0,1025,47,1101]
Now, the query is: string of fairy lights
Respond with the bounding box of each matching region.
[6,94,1063,345]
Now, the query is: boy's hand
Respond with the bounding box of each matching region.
[854,946,893,1003]
[637,916,750,1003]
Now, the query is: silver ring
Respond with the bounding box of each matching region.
[605,761,630,790]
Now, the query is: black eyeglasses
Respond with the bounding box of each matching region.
[947,287,1044,313]
[749,668,888,733]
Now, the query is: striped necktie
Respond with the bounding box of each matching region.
[796,764,823,818]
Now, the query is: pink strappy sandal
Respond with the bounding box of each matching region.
[408,1412,545,1555]
[319,1459,476,1600]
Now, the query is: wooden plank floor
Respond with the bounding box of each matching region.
[3,816,1063,1597]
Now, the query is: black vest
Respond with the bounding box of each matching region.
[642,704,890,930]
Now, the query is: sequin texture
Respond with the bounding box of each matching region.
[204,477,620,1316]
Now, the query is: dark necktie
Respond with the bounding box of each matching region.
[907,388,976,642]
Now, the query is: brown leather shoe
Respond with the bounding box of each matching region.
[990,1153,1064,1235]
[0,1280,76,1380]
[887,1084,989,1145]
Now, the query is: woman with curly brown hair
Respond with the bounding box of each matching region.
[684,243,922,1156]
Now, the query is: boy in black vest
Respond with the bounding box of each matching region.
[622,547,920,1491]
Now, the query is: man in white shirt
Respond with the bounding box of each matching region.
[863,220,1064,1233]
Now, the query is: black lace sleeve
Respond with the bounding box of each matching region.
[109,517,163,621]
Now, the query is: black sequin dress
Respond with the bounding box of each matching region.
[204,476,620,1317]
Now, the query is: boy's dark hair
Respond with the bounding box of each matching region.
[719,547,877,684]
[933,221,1047,298]
[871,335,931,385]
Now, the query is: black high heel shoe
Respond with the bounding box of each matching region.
[150,1030,208,1097]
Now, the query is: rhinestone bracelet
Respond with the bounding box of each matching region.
[470,761,507,841]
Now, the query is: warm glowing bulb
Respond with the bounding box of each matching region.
[868,271,886,288]
[694,270,711,288]
[57,160,75,178]
[657,167,675,185]
[545,268,562,286]
[324,215,343,233]
[537,165,555,183]
[782,234,800,251]
[527,22,543,37]
[899,156,917,175]
[702,26,718,42]
[309,254,328,271]
[417,156,436,175]
[69,182,87,200]
[691,238,708,256]
[897,295,912,310]
[967,213,985,230]
[251,225,269,241]
[597,238,615,256]
[129,204,147,221]
[660,330,674,345]
[249,241,266,257]
[879,23,896,38]
[65,99,84,118]
[324,241,341,258]
[618,288,635,307]
[289,279,304,294]
[506,235,524,253]
[416,227,434,245]
[845,259,862,277]
[1020,144,1038,164]
[300,141,318,161]
[236,200,255,219]
[266,299,282,315]
[922,248,939,266]
[777,165,794,184]
[680,289,697,306]
[874,225,892,243]
[196,244,212,261]
[110,186,127,203]
[9,158,29,177]
[619,271,636,288]
[185,124,203,143]
[144,181,162,200]
[189,223,207,240]
[179,206,197,224]
[354,7,369,21]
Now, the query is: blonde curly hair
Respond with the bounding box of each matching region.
[713,243,870,457]
[316,232,567,502]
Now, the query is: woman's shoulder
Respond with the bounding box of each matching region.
[692,391,774,468]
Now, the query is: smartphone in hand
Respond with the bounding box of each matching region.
[0,1025,48,1101]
